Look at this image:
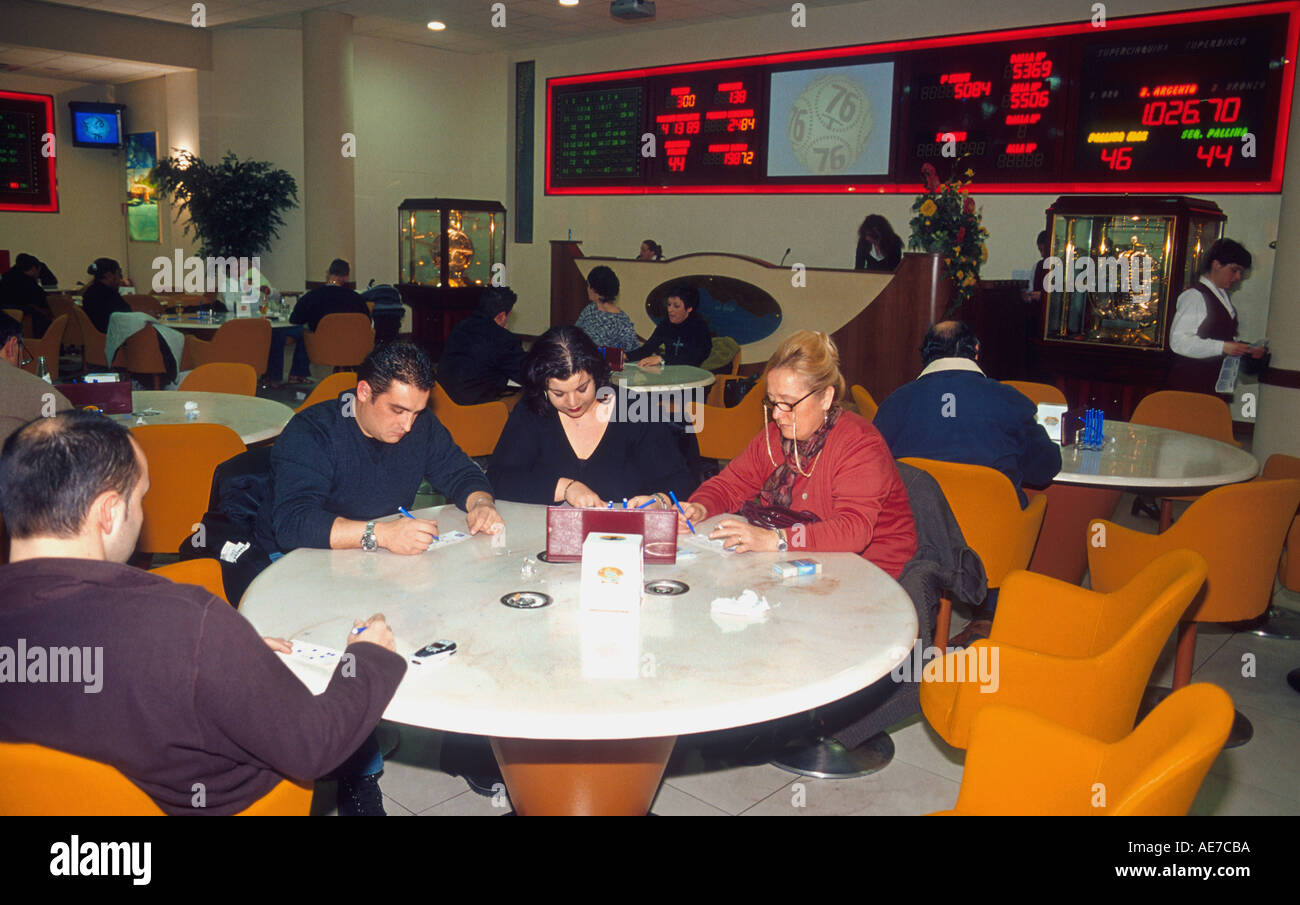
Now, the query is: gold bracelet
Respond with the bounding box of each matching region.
[560,479,575,503]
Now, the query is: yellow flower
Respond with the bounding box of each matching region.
[980,244,988,262]
[964,273,977,286]
[925,219,931,227]
[920,199,937,217]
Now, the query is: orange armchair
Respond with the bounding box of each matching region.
[297,371,358,412]
[130,424,246,558]
[900,457,1047,652]
[303,312,373,371]
[19,314,67,381]
[935,684,1232,816]
[1001,380,1066,406]
[850,384,878,421]
[1088,477,1300,746]
[691,376,766,462]
[0,742,312,815]
[179,362,258,396]
[430,381,509,457]
[920,550,1207,750]
[187,317,272,376]
[149,558,228,604]
[70,305,110,369]
[1262,454,1300,591]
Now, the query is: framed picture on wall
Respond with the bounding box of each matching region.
[125,131,160,242]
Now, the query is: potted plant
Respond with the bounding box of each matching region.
[908,160,989,314]
[151,150,299,258]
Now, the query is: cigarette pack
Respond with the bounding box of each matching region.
[773,559,822,579]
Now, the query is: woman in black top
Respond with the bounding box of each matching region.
[81,257,130,334]
[488,326,695,507]
[854,214,903,271]
[626,283,712,367]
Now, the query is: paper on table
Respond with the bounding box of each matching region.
[683,532,737,556]
[426,530,471,552]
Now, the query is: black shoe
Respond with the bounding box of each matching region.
[337,772,386,816]
[1131,496,1161,520]
[464,773,504,798]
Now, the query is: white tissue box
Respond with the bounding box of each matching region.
[580,611,641,679]
[580,532,643,614]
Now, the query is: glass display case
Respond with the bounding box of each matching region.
[1043,196,1224,351]
[398,198,506,288]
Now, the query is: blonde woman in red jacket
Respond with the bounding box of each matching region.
[679,330,917,578]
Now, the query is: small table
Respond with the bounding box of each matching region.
[612,363,715,394]
[1028,421,1259,583]
[158,314,295,332]
[240,501,917,815]
[113,390,294,445]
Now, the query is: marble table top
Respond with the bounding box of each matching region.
[240,501,917,741]
[1054,421,1258,491]
[114,390,295,445]
[611,363,716,393]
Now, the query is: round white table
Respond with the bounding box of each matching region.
[1029,421,1259,583]
[112,390,294,445]
[239,500,917,815]
[158,313,295,332]
[612,363,715,393]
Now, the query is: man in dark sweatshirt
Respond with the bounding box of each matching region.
[0,411,407,815]
[435,286,526,405]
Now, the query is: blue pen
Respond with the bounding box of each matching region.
[636,498,655,509]
[351,625,368,636]
[398,506,438,542]
[623,498,628,509]
[668,490,696,534]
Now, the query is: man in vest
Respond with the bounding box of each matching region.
[1169,239,1266,395]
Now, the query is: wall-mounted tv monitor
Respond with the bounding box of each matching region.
[69,102,125,149]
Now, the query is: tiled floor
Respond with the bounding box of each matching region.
[297,476,1300,816]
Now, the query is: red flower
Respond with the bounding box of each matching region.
[921,163,940,192]
[963,196,975,215]
[956,226,966,244]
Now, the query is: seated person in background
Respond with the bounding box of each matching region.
[677,330,917,579]
[0,253,53,336]
[251,341,503,813]
[575,265,639,352]
[81,257,130,334]
[0,313,71,444]
[1023,229,1051,305]
[0,412,406,815]
[489,325,696,507]
[436,286,526,405]
[290,258,370,332]
[854,214,904,272]
[638,239,664,261]
[626,283,712,368]
[872,320,1062,509]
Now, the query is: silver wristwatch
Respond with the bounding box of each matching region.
[775,528,789,552]
[361,521,378,552]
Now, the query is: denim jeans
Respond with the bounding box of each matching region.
[267,325,311,380]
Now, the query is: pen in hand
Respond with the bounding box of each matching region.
[398,506,438,542]
[668,490,696,534]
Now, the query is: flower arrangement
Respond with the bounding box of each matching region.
[908,161,989,313]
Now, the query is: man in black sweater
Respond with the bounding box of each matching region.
[0,412,406,815]
[0,253,53,336]
[289,258,371,332]
[435,286,526,405]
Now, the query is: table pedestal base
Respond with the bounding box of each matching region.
[490,736,676,815]
[769,733,895,779]
[1026,485,1123,584]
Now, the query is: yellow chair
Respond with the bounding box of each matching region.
[303,312,374,372]
[692,376,767,462]
[149,558,228,604]
[935,684,1232,816]
[131,424,246,557]
[1087,477,1300,747]
[1131,390,1242,531]
[0,742,312,815]
[920,549,1207,750]
[900,457,1047,652]
[19,314,67,381]
[46,295,81,350]
[1262,454,1300,592]
[70,304,110,369]
[1001,380,1067,406]
[297,371,358,412]
[430,381,509,457]
[179,362,258,396]
[850,384,878,421]
[187,318,272,377]
[1,308,28,336]
[125,295,164,317]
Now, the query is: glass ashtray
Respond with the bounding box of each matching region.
[501,591,552,609]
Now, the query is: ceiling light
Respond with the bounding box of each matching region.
[427,21,446,31]
[559,0,579,6]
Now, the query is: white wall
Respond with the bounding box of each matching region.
[0,73,130,290]
[508,0,1279,338]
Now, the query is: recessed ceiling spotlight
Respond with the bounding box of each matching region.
[559,0,579,6]
[427,21,446,31]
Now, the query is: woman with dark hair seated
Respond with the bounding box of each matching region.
[854,214,903,272]
[488,325,696,507]
[626,283,712,368]
[638,239,663,261]
[81,257,130,334]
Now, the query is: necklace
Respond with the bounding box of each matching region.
[764,421,825,478]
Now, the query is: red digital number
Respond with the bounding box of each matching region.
[668,157,686,172]
[1205,97,1242,122]
[728,89,747,104]
[1196,144,1235,167]
[687,121,700,134]
[1100,146,1133,170]
[676,94,696,109]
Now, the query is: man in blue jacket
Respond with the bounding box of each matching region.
[436,287,525,405]
[873,321,1061,644]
